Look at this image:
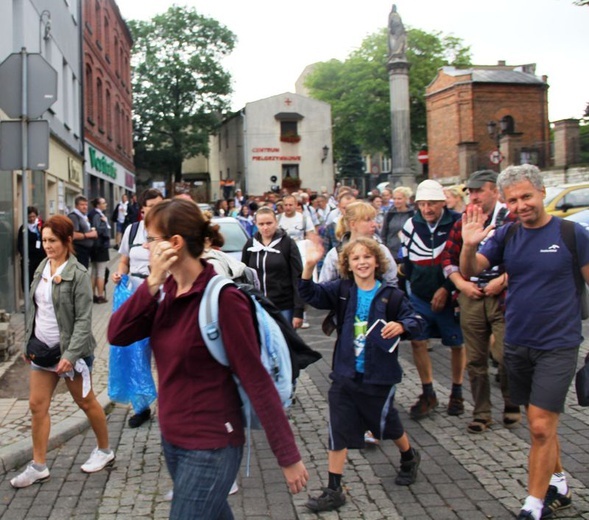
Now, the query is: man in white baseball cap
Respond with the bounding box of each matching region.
[400,179,466,420]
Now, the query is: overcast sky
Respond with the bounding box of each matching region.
[115,0,588,122]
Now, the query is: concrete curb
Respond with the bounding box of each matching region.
[0,388,113,475]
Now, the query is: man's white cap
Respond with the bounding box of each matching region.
[414,179,446,202]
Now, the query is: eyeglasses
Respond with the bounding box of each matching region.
[145,235,170,243]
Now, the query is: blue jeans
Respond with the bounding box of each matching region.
[162,438,243,520]
[280,309,294,324]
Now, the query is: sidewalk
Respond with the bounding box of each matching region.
[0,255,120,474]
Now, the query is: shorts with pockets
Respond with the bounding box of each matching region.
[328,374,404,451]
[410,294,463,346]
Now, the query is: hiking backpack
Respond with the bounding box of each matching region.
[198,275,301,475]
[198,275,294,429]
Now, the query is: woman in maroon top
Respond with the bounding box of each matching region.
[108,199,308,519]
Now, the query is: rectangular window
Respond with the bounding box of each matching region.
[282,164,299,179]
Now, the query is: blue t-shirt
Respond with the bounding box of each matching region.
[480,217,589,350]
[353,281,381,372]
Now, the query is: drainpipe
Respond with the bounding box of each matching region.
[240,108,248,195]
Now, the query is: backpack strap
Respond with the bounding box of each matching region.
[503,221,520,246]
[385,287,405,323]
[560,219,584,296]
[128,221,141,250]
[335,278,354,335]
[198,275,236,366]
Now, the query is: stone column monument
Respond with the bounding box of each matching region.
[387,5,414,185]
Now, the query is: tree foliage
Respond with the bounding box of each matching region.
[304,27,471,163]
[130,6,236,183]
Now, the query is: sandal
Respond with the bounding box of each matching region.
[467,418,492,434]
[503,405,521,428]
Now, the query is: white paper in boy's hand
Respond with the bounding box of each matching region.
[366,319,400,353]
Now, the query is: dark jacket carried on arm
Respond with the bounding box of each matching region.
[299,278,424,386]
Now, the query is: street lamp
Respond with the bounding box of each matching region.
[39,10,51,54]
[487,117,510,171]
[321,145,329,162]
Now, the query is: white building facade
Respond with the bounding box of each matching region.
[208,93,334,198]
[0,0,83,311]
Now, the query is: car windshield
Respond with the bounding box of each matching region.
[544,186,563,206]
[219,222,247,253]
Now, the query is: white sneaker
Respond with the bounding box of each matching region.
[364,430,380,445]
[81,448,115,473]
[300,321,310,329]
[10,462,50,488]
[163,489,174,501]
[229,481,239,495]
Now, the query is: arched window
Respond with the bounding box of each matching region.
[115,102,121,147]
[114,36,119,75]
[104,16,110,57]
[95,1,102,44]
[501,115,515,135]
[96,77,103,129]
[85,64,93,122]
[106,89,112,139]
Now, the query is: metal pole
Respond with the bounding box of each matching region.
[21,47,30,321]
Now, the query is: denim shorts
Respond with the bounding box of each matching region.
[410,294,463,346]
[162,437,243,520]
[504,343,579,413]
[31,355,95,372]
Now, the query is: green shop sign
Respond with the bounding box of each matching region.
[89,147,117,179]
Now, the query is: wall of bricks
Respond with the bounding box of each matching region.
[82,0,134,170]
[426,69,550,180]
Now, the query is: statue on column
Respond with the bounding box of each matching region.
[388,4,407,63]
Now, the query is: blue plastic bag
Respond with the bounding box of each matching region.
[108,275,157,412]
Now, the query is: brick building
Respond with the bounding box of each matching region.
[425,62,550,182]
[83,0,135,204]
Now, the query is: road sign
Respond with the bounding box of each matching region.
[0,120,49,170]
[0,52,57,119]
[417,150,428,164]
[371,163,380,175]
[489,150,503,165]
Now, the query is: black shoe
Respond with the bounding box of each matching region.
[541,485,572,518]
[305,487,346,512]
[128,408,151,428]
[409,393,438,420]
[447,396,465,416]
[395,449,420,486]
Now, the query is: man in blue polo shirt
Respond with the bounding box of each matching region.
[460,164,589,520]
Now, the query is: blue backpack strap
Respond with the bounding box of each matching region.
[198,274,256,476]
[198,275,235,366]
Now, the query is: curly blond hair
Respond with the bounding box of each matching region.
[338,237,389,281]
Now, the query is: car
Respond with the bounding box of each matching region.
[564,208,589,229]
[544,182,589,217]
[197,202,212,214]
[212,217,249,260]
